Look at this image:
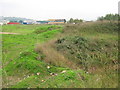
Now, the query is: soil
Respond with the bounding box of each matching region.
[0,32,19,34]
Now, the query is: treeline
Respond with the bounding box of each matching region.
[68,18,83,24]
[97,14,120,21]
[68,14,119,24]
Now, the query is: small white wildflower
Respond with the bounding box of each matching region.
[47,66,50,69]
[50,73,53,75]
[41,80,44,82]
[37,72,40,75]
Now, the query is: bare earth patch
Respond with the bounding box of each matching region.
[0,32,19,34]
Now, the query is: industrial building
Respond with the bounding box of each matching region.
[36,19,66,24]
[48,19,66,24]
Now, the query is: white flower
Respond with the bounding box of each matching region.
[86,72,89,74]
[41,80,44,82]
[37,72,40,75]
[50,73,53,75]
[47,66,50,69]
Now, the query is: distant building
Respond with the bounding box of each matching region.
[7,22,20,24]
[22,20,36,24]
[36,21,48,24]
[36,19,66,24]
[22,22,28,24]
[22,22,33,24]
[48,19,66,24]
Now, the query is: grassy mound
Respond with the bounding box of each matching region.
[2,22,118,88]
[55,35,118,71]
[34,25,63,34]
[2,25,63,88]
[11,69,91,88]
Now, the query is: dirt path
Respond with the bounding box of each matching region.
[0,32,19,34]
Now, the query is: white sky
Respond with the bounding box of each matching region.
[0,0,119,21]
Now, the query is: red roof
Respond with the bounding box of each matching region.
[7,22,20,24]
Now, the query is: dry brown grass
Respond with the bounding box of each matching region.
[35,40,78,69]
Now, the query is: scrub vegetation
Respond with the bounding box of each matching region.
[2,21,118,88]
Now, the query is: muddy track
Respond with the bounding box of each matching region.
[0,32,19,34]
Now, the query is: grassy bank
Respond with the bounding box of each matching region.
[2,25,63,87]
[34,21,118,88]
[2,22,118,88]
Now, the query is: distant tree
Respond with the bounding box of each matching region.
[74,19,80,24]
[68,18,83,24]
[98,16,104,21]
[98,14,120,21]
[79,19,83,22]
[69,18,74,23]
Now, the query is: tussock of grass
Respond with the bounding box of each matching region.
[35,40,78,69]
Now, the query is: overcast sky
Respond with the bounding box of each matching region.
[0,0,119,21]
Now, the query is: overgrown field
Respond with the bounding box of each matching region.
[2,22,118,88]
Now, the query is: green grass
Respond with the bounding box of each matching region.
[2,25,62,64]
[2,24,63,34]
[54,21,118,88]
[34,25,63,34]
[11,69,90,88]
[2,24,63,88]
[2,25,36,34]
[2,22,118,88]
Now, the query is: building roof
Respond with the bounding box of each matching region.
[48,19,66,21]
[7,22,20,24]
